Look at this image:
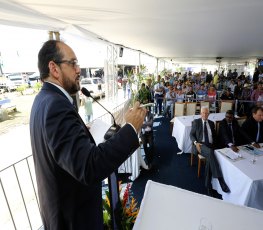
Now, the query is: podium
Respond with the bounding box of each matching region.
[134,180,263,230]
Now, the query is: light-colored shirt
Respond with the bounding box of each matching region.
[202,119,213,144]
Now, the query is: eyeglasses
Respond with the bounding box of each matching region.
[54,59,79,69]
[225,115,233,119]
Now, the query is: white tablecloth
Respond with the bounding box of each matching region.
[171,113,225,153]
[212,147,263,210]
[118,147,148,181]
[134,180,263,230]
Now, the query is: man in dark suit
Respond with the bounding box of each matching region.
[242,106,263,146]
[218,110,257,152]
[30,40,146,230]
[190,107,230,194]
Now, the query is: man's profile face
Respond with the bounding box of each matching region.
[253,109,263,122]
[58,43,81,95]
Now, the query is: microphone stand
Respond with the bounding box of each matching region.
[81,88,121,229]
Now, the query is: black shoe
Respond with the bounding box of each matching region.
[218,178,230,193]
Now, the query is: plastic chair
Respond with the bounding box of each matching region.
[185,102,197,115]
[174,102,185,117]
[220,101,234,113]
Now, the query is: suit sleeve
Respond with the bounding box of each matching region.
[218,121,231,147]
[45,99,139,186]
[190,120,197,142]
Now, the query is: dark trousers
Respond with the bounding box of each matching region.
[200,144,222,188]
[141,132,154,165]
[155,95,163,114]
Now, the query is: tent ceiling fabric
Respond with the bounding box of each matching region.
[1,0,263,63]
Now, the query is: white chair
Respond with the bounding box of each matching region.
[220,101,233,113]
[174,102,185,117]
[185,102,197,116]
[200,101,210,110]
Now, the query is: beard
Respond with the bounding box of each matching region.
[62,73,80,95]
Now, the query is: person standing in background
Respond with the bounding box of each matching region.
[82,95,93,123]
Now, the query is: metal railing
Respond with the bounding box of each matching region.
[0,99,130,230]
[0,155,42,230]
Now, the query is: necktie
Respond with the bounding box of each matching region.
[256,122,260,142]
[204,121,209,145]
[228,123,234,144]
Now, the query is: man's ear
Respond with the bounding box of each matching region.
[48,61,60,80]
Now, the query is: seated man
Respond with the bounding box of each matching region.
[220,88,234,100]
[218,110,257,152]
[190,106,230,195]
[242,106,263,146]
[140,109,154,169]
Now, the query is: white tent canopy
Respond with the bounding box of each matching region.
[1,0,263,65]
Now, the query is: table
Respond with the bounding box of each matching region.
[171,113,225,153]
[118,146,148,181]
[212,147,263,210]
[134,180,263,230]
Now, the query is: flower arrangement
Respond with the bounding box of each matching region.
[103,182,140,230]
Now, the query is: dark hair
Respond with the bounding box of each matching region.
[226,110,234,115]
[252,106,263,114]
[38,40,63,80]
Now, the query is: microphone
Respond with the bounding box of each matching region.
[81,87,121,140]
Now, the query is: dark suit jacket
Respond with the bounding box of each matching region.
[190,118,217,154]
[30,82,139,230]
[218,118,252,148]
[242,116,263,143]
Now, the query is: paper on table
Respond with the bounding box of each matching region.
[89,119,112,145]
[218,148,240,160]
[254,147,263,156]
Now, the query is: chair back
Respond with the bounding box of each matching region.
[185,102,197,115]
[220,101,233,113]
[200,101,210,110]
[174,102,185,116]
[236,116,247,126]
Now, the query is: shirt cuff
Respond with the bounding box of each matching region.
[228,143,233,147]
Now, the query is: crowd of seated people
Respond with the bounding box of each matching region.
[141,67,263,118]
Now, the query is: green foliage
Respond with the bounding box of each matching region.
[16,84,27,94]
[33,82,42,91]
[103,183,140,230]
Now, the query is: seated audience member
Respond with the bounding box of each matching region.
[140,109,154,169]
[218,110,256,152]
[175,88,185,102]
[207,86,217,100]
[190,106,230,195]
[185,85,196,101]
[220,88,234,100]
[196,84,207,100]
[251,83,263,102]
[242,107,263,146]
